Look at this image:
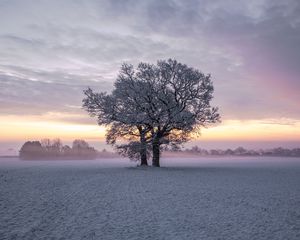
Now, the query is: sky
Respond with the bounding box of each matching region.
[0,0,300,154]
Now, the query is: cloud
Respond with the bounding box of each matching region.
[0,0,299,121]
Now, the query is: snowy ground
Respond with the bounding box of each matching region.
[1,157,300,240]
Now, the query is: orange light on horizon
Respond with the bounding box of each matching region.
[200,119,300,141]
[0,115,106,141]
[0,115,300,143]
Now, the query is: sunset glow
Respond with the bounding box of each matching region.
[1,115,299,143]
[0,115,106,141]
[1,0,299,153]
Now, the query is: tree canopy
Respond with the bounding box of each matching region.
[83,59,220,166]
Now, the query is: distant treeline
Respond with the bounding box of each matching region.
[19,139,98,160]
[173,146,300,157]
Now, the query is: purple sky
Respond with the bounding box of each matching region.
[0,0,299,153]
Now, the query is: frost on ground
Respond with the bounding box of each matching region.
[0,157,300,240]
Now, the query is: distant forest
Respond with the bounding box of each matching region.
[19,139,300,160]
[19,139,98,160]
[173,146,300,157]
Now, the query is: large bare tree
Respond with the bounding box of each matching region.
[83,59,220,167]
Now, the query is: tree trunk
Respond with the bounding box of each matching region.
[140,145,148,166]
[152,138,160,167]
[140,133,148,166]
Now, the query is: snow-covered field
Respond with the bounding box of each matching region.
[1,157,300,240]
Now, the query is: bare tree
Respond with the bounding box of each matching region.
[51,138,63,156]
[40,138,51,151]
[83,59,220,167]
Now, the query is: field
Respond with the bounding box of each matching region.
[1,157,300,240]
